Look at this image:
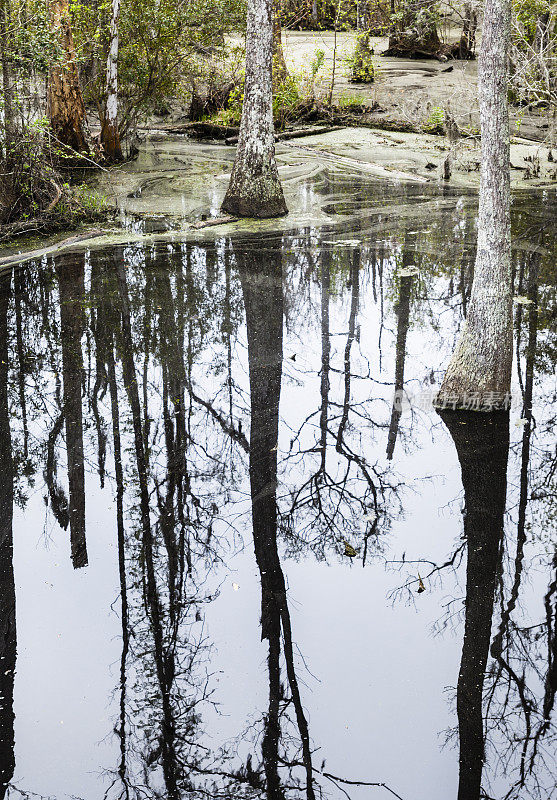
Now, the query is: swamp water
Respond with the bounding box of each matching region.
[1,143,556,800]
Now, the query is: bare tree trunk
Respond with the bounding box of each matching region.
[533,11,550,55]
[114,250,179,799]
[319,251,330,474]
[0,0,15,160]
[0,0,16,221]
[311,0,318,24]
[459,3,478,59]
[48,0,88,154]
[221,0,287,218]
[272,0,289,86]
[100,0,123,161]
[436,0,512,411]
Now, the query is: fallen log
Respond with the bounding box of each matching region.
[225,124,346,145]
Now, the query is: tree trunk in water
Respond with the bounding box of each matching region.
[100,0,123,161]
[240,244,285,800]
[48,0,88,154]
[221,0,287,218]
[436,0,512,411]
[439,410,509,800]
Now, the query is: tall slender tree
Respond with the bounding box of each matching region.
[0,0,15,160]
[100,0,123,161]
[436,0,512,410]
[221,0,287,217]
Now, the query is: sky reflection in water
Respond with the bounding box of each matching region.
[0,179,556,800]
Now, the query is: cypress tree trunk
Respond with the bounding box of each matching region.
[48,0,89,154]
[221,0,287,218]
[100,0,123,161]
[239,240,315,800]
[436,0,512,411]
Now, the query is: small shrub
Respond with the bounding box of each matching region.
[348,32,375,83]
[423,105,445,134]
[0,119,109,230]
[216,66,305,130]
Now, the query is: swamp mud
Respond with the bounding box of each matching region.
[0,148,556,800]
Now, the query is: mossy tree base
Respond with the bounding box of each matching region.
[222,182,288,218]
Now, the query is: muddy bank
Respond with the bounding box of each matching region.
[281,30,554,144]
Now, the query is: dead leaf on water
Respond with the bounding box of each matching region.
[343,540,358,558]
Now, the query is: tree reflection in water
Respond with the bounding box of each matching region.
[239,240,315,799]
[0,271,15,799]
[439,411,509,800]
[0,200,554,800]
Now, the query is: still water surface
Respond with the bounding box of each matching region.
[0,173,556,800]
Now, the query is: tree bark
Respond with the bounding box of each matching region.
[221,0,287,218]
[48,0,89,154]
[0,0,15,162]
[436,0,512,411]
[100,0,123,161]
